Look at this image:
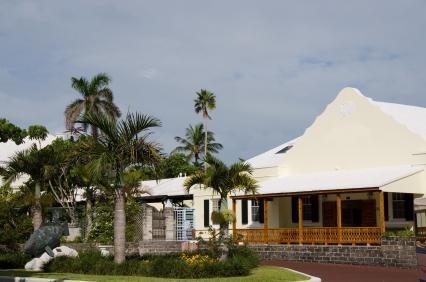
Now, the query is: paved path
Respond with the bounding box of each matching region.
[262,260,420,282]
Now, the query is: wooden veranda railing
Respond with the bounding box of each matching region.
[235,227,382,245]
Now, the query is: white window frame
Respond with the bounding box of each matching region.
[251,200,260,222]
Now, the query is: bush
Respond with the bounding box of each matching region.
[383,227,415,238]
[87,198,142,244]
[45,247,258,278]
[0,252,31,269]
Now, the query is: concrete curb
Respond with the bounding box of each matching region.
[0,276,89,282]
[283,268,322,282]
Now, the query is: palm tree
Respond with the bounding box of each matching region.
[173,123,222,167]
[79,112,161,264]
[194,89,216,168]
[65,73,121,138]
[1,126,49,230]
[184,155,257,237]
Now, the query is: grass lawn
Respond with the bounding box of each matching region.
[0,266,309,282]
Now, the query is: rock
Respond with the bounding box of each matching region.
[24,246,78,271]
[53,246,78,258]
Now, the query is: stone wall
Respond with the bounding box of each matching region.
[250,237,417,268]
[62,241,198,257]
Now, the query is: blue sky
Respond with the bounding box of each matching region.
[1,1,426,162]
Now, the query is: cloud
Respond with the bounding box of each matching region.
[0,0,426,162]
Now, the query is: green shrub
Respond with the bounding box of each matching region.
[45,247,258,278]
[0,252,31,269]
[87,198,142,244]
[383,227,415,238]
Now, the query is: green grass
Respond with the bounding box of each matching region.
[0,266,308,282]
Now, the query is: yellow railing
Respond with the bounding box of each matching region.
[234,227,382,244]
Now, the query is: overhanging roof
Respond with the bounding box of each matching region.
[232,165,423,199]
[139,177,190,199]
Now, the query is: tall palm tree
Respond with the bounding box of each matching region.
[65,73,121,138]
[173,123,222,167]
[79,112,161,264]
[194,89,216,168]
[1,126,49,230]
[184,155,257,237]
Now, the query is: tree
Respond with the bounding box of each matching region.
[184,155,258,238]
[194,89,216,168]
[80,112,161,263]
[160,153,199,178]
[65,73,121,138]
[173,123,222,167]
[1,126,50,230]
[0,118,27,144]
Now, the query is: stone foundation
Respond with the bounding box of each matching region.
[250,237,416,268]
[5,236,409,268]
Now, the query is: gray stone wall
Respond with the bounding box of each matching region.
[62,241,197,257]
[250,237,417,268]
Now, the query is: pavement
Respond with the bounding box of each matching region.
[262,260,421,282]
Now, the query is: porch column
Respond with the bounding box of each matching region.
[264,199,269,243]
[232,199,237,236]
[379,191,385,234]
[298,197,303,244]
[336,194,342,244]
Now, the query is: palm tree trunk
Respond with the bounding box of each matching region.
[204,119,207,171]
[85,190,93,241]
[219,198,229,237]
[219,197,229,261]
[114,188,126,264]
[32,182,43,230]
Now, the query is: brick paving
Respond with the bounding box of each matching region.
[262,260,420,282]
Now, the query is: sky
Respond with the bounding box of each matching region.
[1,1,426,163]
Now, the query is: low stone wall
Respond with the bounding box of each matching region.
[62,241,197,256]
[250,237,417,268]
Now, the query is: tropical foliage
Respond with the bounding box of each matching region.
[1,126,50,230]
[0,119,27,144]
[78,111,161,263]
[65,73,121,137]
[194,89,216,165]
[173,123,222,167]
[184,155,257,237]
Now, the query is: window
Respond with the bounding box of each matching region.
[251,200,260,222]
[212,199,220,212]
[392,193,405,219]
[276,145,293,154]
[302,197,312,221]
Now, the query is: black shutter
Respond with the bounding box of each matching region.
[259,199,264,223]
[242,199,248,225]
[291,196,298,223]
[384,192,389,221]
[405,194,414,221]
[311,195,319,222]
[204,199,209,227]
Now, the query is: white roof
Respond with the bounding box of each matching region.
[0,134,60,163]
[246,137,299,168]
[373,101,426,140]
[140,177,189,196]
[256,165,423,195]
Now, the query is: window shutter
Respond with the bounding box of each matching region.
[291,196,298,223]
[204,199,209,227]
[259,199,264,223]
[241,199,248,225]
[311,195,319,222]
[404,194,414,221]
[384,192,389,221]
